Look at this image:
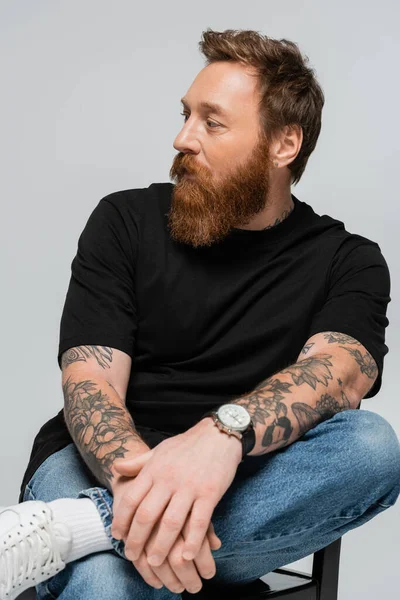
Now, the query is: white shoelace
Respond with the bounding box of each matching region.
[0,509,65,596]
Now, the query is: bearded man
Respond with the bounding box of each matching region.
[1,28,398,600]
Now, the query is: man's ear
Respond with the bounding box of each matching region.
[272,124,303,168]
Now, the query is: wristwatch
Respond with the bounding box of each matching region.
[200,403,256,462]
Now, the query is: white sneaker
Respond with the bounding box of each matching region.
[0,500,72,600]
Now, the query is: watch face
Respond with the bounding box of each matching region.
[217,404,251,430]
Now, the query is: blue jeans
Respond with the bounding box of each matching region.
[22,409,400,600]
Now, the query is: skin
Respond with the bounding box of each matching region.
[61,346,146,489]
[235,331,377,456]
[168,60,303,248]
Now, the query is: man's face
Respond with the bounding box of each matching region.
[168,61,274,248]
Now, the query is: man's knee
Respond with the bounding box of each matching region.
[335,409,400,500]
[25,444,98,503]
[42,551,152,599]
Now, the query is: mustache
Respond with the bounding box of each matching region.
[173,154,200,177]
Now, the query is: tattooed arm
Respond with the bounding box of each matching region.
[61,345,150,492]
[217,331,378,458]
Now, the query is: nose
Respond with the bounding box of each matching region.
[173,122,201,155]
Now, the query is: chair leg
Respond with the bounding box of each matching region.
[312,538,342,600]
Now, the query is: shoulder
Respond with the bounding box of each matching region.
[99,182,173,215]
[301,198,387,263]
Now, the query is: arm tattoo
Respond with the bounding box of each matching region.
[322,332,361,345]
[280,354,334,389]
[61,346,113,370]
[236,332,374,457]
[62,376,142,489]
[236,353,350,456]
[339,346,378,379]
[301,342,314,355]
[300,331,376,386]
[241,378,294,450]
[291,389,351,437]
[319,331,378,384]
[299,331,360,356]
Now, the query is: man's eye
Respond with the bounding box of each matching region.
[180,112,220,129]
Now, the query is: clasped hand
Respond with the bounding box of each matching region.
[111,419,242,592]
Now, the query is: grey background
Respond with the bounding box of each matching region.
[1,1,399,597]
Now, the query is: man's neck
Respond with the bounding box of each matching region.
[236,188,294,231]
[262,201,294,230]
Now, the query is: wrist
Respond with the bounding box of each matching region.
[196,416,243,465]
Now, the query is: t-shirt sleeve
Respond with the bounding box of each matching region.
[57,196,139,369]
[306,239,391,399]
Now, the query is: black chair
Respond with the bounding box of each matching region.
[182,537,342,599]
[17,537,341,599]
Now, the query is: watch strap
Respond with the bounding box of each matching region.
[201,408,256,460]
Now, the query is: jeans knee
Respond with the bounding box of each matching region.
[44,551,152,598]
[340,409,400,498]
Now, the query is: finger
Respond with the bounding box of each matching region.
[149,553,190,594]
[192,533,217,580]
[181,498,215,560]
[111,474,152,541]
[206,521,222,551]
[165,537,204,594]
[140,521,190,594]
[124,485,172,562]
[182,518,216,580]
[114,451,152,472]
[145,492,194,567]
[131,550,165,591]
[209,536,222,550]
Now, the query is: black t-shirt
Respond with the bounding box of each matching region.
[18,182,391,503]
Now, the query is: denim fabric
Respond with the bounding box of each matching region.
[22,409,400,599]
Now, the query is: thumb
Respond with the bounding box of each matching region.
[113,450,152,472]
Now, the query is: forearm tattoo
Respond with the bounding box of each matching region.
[291,390,351,438]
[62,376,142,489]
[237,377,295,451]
[234,330,374,456]
[61,345,113,370]
[280,354,334,389]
